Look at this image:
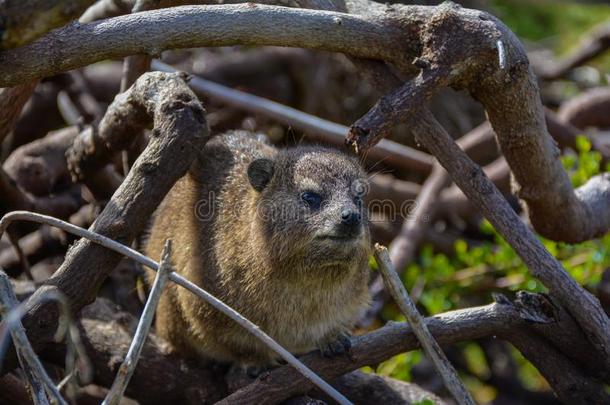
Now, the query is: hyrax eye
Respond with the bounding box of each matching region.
[301,191,322,209]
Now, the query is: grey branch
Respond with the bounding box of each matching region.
[2,1,606,242]
[151,60,434,174]
[102,240,174,405]
[0,271,67,405]
[409,108,610,365]
[374,245,475,405]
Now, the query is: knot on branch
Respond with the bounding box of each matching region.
[66,72,205,182]
[514,291,557,324]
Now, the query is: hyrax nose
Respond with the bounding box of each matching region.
[341,209,361,228]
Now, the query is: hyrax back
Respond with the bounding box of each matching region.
[146,131,371,366]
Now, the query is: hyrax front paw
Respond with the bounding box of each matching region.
[319,332,352,358]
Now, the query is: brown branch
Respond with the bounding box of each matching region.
[406,108,610,362]
[388,165,450,272]
[0,72,209,373]
[0,167,82,221]
[558,86,610,131]
[0,205,95,277]
[0,4,413,87]
[0,81,38,144]
[218,292,608,404]
[0,0,96,49]
[45,299,446,404]
[42,298,226,404]
[153,60,435,174]
[537,22,610,81]
[374,244,475,405]
[3,127,77,196]
[2,1,608,241]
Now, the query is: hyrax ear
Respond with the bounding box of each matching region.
[247,158,275,192]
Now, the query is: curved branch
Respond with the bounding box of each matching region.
[0,72,209,372]
[0,4,412,87]
[152,60,434,174]
[4,1,605,242]
[558,86,610,130]
[537,22,610,81]
[219,293,608,404]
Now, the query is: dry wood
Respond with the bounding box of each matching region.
[404,108,610,362]
[217,290,607,404]
[0,271,66,405]
[2,2,607,242]
[0,81,38,143]
[102,240,173,405]
[0,71,209,373]
[558,86,610,131]
[374,244,475,405]
[152,60,434,174]
[537,22,610,80]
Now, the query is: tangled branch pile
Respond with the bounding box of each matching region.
[0,0,609,404]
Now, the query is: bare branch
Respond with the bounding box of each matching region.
[152,60,434,174]
[0,271,67,405]
[0,167,82,221]
[217,297,524,404]
[0,72,209,374]
[537,22,610,81]
[408,108,610,362]
[558,86,610,131]
[0,81,38,143]
[0,4,411,88]
[374,244,475,405]
[102,240,173,405]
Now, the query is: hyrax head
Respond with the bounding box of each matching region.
[247,146,370,270]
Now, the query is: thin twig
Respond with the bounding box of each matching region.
[7,231,33,281]
[0,210,352,405]
[0,271,67,405]
[373,244,475,405]
[151,60,434,174]
[0,287,93,392]
[103,239,173,405]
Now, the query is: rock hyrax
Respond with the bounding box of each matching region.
[145,131,371,367]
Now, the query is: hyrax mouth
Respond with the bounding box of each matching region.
[316,230,363,243]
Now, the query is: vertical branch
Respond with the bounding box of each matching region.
[373,245,475,405]
[0,81,38,143]
[0,271,67,405]
[103,239,173,405]
[410,108,610,360]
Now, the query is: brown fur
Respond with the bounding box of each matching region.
[145,131,371,366]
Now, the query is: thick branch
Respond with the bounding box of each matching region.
[558,86,610,131]
[408,108,610,362]
[218,293,603,404]
[153,60,434,174]
[1,72,209,371]
[6,1,604,242]
[0,4,413,87]
[3,127,77,196]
